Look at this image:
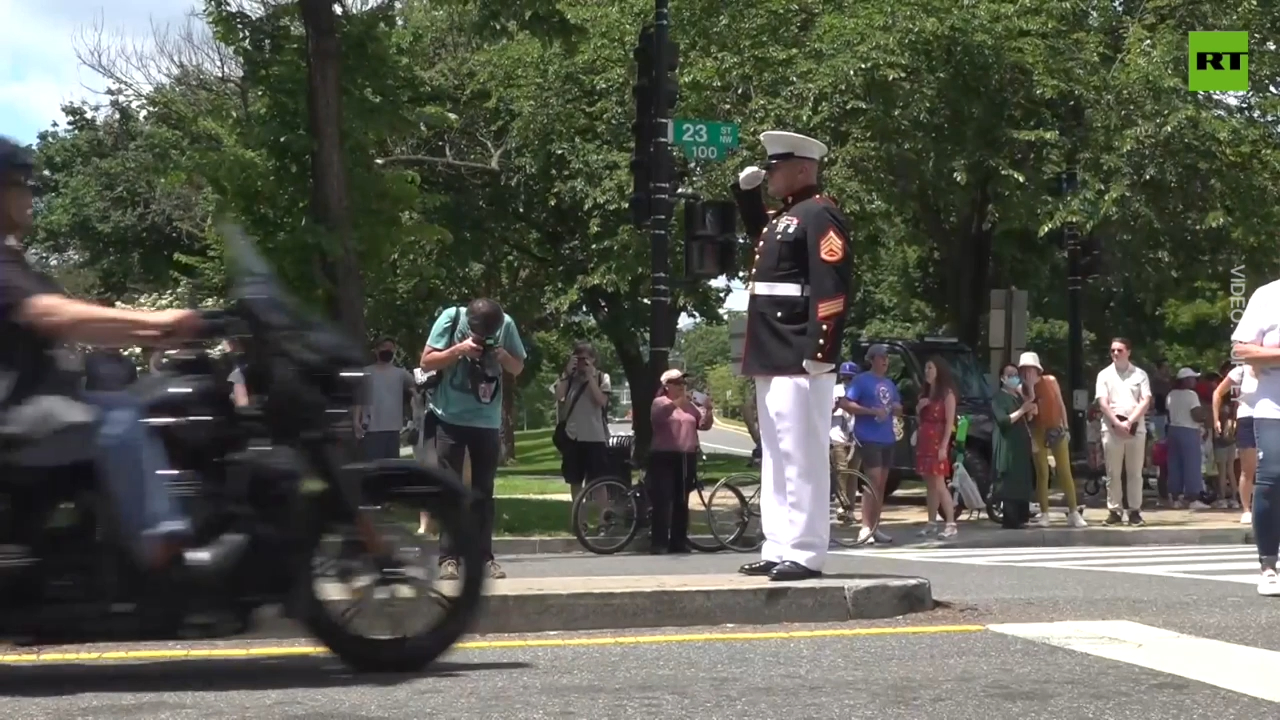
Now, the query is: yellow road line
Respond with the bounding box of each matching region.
[0,625,985,663]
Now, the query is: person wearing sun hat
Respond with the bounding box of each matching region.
[729,130,852,582]
[1017,351,1087,528]
[1165,366,1210,510]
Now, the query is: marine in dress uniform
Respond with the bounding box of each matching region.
[731,131,852,582]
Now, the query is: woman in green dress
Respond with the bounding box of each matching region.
[992,363,1039,528]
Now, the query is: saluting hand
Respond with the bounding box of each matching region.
[738,166,765,190]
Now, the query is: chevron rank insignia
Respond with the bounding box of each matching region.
[817,296,845,319]
[819,229,845,262]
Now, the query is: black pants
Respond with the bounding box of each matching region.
[361,430,401,461]
[436,420,500,562]
[1001,500,1030,529]
[561,439,608,494]
[648,450,696,550]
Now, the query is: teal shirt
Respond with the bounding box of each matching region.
[426,308,526,429]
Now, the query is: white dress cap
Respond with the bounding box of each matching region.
[759,131,828,163]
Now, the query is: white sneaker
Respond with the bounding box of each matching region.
[1258,570,1280,597]
[857,527,875,545]
[938,524,958,540]
[1035,514,1051,528]
[1230,499,1242,510]
[917,523,938,538]
[873,529,894,544]
[1188,500,1211,510]
[1068,511,1088,528]
[1173,499,1188,509]
[1242,511,1253,525]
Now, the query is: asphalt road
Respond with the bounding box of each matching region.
[7,545,1280,718]
[608,421,755,456]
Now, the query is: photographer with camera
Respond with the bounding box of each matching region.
[420,298,526,580]
[554,341,612,501]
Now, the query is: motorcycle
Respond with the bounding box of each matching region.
[0,226,485,673]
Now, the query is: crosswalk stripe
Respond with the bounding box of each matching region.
[834,543,1262,585]
[1031,554,1255,567]
[988,621,1280,702]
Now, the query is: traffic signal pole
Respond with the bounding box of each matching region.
[649,0,673,384]
[1063,171,1086,455]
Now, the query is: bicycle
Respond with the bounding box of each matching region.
[708,443,881,552]
[571,449,751,554]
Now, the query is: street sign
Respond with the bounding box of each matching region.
[669,119,739,162]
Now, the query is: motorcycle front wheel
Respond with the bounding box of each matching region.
[300,476,484,673]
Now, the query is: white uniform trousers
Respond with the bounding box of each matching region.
[755,374,835,571]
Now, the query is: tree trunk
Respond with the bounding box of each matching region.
[586,289,677,463]
[921,181,994,347]
[299,0,365,342]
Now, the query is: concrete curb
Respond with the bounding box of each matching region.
[493,526,1254,556]
[473,575,934,634]
[251,574,933,638]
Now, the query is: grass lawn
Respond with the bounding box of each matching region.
[392,496,573,537]
[500,428,755,484]
[379,428,756,537]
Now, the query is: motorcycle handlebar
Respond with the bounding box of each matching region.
[196,308,245,341]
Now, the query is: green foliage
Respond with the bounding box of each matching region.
[21,0,1280,453]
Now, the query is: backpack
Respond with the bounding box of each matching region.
[418,307,463,393]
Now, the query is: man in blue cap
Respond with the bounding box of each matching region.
[730,130,852,581]
[844,344,903,544]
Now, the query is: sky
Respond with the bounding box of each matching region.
[1,1,201,144]
[0,0,747,321]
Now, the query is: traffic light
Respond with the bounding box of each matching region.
[657,39,679,119]
[683,199,738,279]
[630,24,656,229]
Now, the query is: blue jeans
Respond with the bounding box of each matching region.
[1152,415,1168,441]
[1251,418,1280,568]
[1166,425,1204,499]
[85,392,192,564]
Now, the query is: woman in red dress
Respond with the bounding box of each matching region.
[916,356,958,539]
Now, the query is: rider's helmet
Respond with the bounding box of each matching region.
[837,361,858,377]
[0,136,34,181]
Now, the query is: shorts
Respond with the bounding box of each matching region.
[1215,445,1237,465]
[1237,416,1256,450]
[856,441,895,470]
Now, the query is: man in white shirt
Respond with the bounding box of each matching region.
[1230,279,1280,596]
[1095,337,1152,526]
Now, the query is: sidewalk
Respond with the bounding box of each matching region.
[491,503,1253,555]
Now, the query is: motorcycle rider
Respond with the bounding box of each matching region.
[0,136,240,575]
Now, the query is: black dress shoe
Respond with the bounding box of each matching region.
[768,560,822,582]
[738,560,778,576]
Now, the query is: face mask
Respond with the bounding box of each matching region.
[377,350,394,363]
[1003,376,1021,389]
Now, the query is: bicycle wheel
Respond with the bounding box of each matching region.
[687,480,748,552]
[709,473,763,552]
[571,477,640,554]
[831,468,879,547]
